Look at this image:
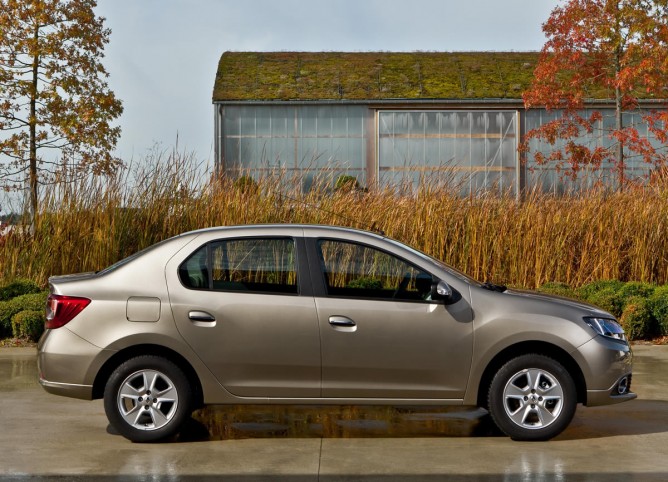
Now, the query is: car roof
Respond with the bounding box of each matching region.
[182,224,387,239]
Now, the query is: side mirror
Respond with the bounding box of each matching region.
[431,280,453,301]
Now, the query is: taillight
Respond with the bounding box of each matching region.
[45,294,91,329]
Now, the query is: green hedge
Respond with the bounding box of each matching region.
[0,291,48,339]
[540,280,668,340]
[0,279,42,301]
[620,296,656,341]
[11,310,44,341]
[649,286,668,336]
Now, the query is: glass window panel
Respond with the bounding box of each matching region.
[459,112,472,134]
[442,112,458,134]
[346,138,365,169]
[407,138,423,166]
[178,245,209,290]
[239,138,258,168]
[501,136,516,168]
[488,112,503,134]
[439,137,456,166]
[453,136,470,166]
[470,139,485,168]
[317,239,433,301]
[224,138,240,167]
[270,137,293,168]
[239,106,256,137]
[317,106,333,136]
[348,113,364,138]
[224,107,241,137]
[332,107,348,137]
[298,138,319,167]
[378,112,393,136]
[271,107,291,138]
[256,109,271,137]
[211,238,297,294]
[424,134,440,166]
[300,107,318,138]
[486,138,502,167]
[470,112,487,135]
[393,112,412,135]
[255,138,272,166]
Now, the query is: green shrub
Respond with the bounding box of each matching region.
[576,280,624,301]
[620,296,657,340]
[537,282,575,298]
[0,292,48,337]
[617,282,656,307]
[585,287,624,318]
[0,279,42,301]
[335,175,360,191]
[346,277,383,290]
[649,285,668,336]
[11,310,44,341]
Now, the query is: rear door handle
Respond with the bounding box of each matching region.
[328,316,357,332]
[188,311,216,322]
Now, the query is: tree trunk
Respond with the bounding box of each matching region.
[28,23,39,232]
[613,7,625,189]
[615,83,625,188]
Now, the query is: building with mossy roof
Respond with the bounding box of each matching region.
[213,51,660,194]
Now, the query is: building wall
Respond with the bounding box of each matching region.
[215,103,664,194]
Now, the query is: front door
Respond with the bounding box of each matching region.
[166,235,320,398]
[312,238,473,399]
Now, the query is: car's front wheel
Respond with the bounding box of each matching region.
[488,354,577,441]
[104,355,192,442]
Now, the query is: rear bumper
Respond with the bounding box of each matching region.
[37,327,106,400]
[39,378,93,400]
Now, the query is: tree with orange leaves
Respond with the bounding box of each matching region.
[0,0,122,224]
[522,0,668,187]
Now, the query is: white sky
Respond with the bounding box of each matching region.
[95,0,558,164]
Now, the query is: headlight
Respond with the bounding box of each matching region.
[584,317,627,342]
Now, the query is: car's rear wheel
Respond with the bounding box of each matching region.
[488,354,576,441]
[104,355,192,442]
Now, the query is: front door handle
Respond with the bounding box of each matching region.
[328,315,357,332]
[188,310,216,322]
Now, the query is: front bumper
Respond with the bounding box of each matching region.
[574,335,635,407]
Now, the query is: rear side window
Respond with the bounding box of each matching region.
[179,245,209,289]
[179,238,298,295]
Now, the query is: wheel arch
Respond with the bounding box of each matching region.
[475,341,587,409]
[92,344,204,409]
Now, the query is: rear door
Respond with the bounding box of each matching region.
[166,231,320,398]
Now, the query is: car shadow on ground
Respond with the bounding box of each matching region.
[125,399,668,443]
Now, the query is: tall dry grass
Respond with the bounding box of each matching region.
[1,148,667,289]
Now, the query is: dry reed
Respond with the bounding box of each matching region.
[1,149,667,289]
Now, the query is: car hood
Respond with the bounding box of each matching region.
[502,288,612,317]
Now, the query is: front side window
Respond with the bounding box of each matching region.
[317,239,433,301]
[179,238,298,294]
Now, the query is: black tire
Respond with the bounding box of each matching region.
[487,354,577,441]
[104,355,193,443]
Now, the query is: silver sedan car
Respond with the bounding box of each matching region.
[38,225,635,442]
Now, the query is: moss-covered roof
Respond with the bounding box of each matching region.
[213,51,543,102]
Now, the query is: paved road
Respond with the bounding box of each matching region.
[1,345,667,481]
